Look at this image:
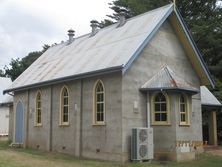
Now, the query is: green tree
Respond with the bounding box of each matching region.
[4,44,50,81]
[4,58,23,81]
[0,69,5,77]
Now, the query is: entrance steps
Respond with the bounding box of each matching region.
[203,145,220,151]
[9,143,23,148]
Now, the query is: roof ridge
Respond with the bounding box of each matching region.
[88,3,174,36]
[125,3,173,22]
[53,3,174,47]
[164,66,178,88]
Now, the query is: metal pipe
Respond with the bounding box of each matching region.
[49,85,53,151]
[79,79,83,158]
[25,90,30,148]
[147,92,150,128]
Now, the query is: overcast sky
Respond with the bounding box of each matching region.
[0,0,113,69]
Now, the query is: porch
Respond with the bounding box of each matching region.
[201,86,222,146]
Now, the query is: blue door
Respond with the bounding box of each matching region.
[15,101,23,143]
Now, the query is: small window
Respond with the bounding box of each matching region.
[179,95,189,125]
[35,91,42,126]
[60,86,69,125]
[151,92,170,125]
[93,80,105,124]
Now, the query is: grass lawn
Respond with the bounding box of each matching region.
[0,140,222,167]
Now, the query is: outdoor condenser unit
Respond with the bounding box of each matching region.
[131,127,154,161]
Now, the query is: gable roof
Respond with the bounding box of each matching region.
[140,66,199,93]
[201,86,222,107]
[0,77,13,105]
[4,4,214,93]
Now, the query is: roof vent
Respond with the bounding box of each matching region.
[117,9,126,27]
[67,29,75,44]
[90,20,98,37]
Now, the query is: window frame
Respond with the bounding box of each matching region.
[151,92,170,125]
[60,86,70,126]
[35,90,42,126]
[179,94,190,126]
[93,80,106,125]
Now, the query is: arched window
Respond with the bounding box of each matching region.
[94,80,105,124]
[60,86,69,125]
[179,95,189,125]
[152,92,170,125]
[35,91,42,125]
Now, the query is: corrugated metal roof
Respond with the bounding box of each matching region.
[200,86,222,107]
[4,3,214,93]
[141,66,199,93]
[6,4,174,91]
[0,77,13,104]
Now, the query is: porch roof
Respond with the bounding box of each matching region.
[201,86,222,108]
[140,66,199,93]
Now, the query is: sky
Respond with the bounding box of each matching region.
[0,0,113,69]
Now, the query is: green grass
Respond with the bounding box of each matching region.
[0,140,222,167]
[0,139,11,149]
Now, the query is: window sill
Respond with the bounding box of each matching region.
[59,123,70,127]
[179,123,190,126]
[34,124,42,127]
[92,123,106,126]
[151,122,171,126]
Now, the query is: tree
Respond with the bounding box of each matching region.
[4,58,23,81]
[4,44,50,81]
[0,69,5,77]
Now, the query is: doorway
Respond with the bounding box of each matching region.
[15,101,24,143]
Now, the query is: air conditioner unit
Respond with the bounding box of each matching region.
[131,127,153,161]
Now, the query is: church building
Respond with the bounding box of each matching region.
[4,4,219,162]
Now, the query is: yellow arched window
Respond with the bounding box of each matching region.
[179,94,189,125]
[60,86,69,125]
[151,92,170,125]
[94,80,105,124]
[35,91,42,126]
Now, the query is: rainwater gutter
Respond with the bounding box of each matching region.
[3,66,123,94]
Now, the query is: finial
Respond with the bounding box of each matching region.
[173,0,176,11]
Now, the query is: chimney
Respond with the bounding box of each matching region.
[90,20,98,36]
[67,29,75,44]
[117,9,126,27]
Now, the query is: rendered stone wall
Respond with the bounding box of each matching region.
[13,72,123,161]
[121,20,201,161]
